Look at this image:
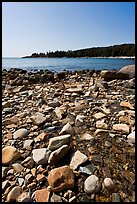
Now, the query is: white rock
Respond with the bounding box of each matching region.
[127,131,135,144]
[84,175,100,194]
[103,177,114,189]
[32,148,50,164]
[48,134,71,151]
[59,122,74,135]
[70,150,88,170]
[13,128,28,139]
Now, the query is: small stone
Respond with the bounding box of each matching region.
[30,112,46,125]
[59,122,75,135]
[13,128,28,139]
[48,165,75,192]
[80,133,94,141]
[48,134,71,151]
[25,174,34,184]
[112,123,130,134]
[23,139,33,148]
[18,178,25,186]
[127,131,135,144]
[50,193,62,202]
[111,193,121,202]
[34,188,51,202]
[93,112,106,120]
[120,101,134,110]
[48,145,69,165]
[6,186,22,202]
[84,175,100,194]
[21,156,34,168]
[12,163,24,173]
[2,146,21,165]
[32,148,50,165]
[34,132,47,142]
[79,163,96,175]
[103,177,114,189]
[69,196,77,202]
[96,120,108,129]
[36,174,46,182]
[2,180,10,191]
[70,150,88,170]
[16,192,32,202]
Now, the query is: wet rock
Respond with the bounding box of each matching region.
[32,148,50,165]
[48,165,75,192]
[13,128,28,139]
[34,188,51,202]
[127,131,135,144]
[70,150,88,170]
[48,134,71,151]
[6,186,22,202]
[2,146,21,165]
[84,175,100,194]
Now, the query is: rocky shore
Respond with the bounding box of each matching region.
[2,66,135,202]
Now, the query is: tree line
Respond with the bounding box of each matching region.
[23,43,135,58]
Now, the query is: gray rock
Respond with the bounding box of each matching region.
[50,193,62,202]
[111,193,121,202]
[79,163,96,175]
[48,134,71,151]
[23,139,34,149]
[13,128,28,139]
[70,150,88,170]
[21,156,34,168]
[48,145,69,165]
[32,148,50,164]
[18,178,25,186]
[30,112,46,125]
[84,175,100,194]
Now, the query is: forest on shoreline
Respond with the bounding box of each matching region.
[22,43,135,58]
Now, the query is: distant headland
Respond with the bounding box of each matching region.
[22,43,135,58]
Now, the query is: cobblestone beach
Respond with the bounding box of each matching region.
[2,66,135,202]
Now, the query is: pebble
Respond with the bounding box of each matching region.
[59,122,75,135]
[84,175,100,194]
[32,148,50,164]
[30,112,46,125]
[12,163,24,173]
[13,128,28,139]
[2,146,21,165]
[34,188,51,202]
[48,165,75,192]
[48,134,71,151]
[70,150,88,170]
[112,123,130,134]
[6,186,22,202]
[127,131,135,144]
[48,144,69,165]
[16,191,33,202]
[103,177,114,189]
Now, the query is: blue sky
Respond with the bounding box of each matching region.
[2,2,135,57]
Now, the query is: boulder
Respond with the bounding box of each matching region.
[118,65,135,78]
[100,70,129,80]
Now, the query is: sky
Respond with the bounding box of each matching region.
[2,2,135,57]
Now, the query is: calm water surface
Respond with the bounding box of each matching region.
[2,57,135,72]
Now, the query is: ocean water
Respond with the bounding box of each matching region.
[2,57,135,73]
